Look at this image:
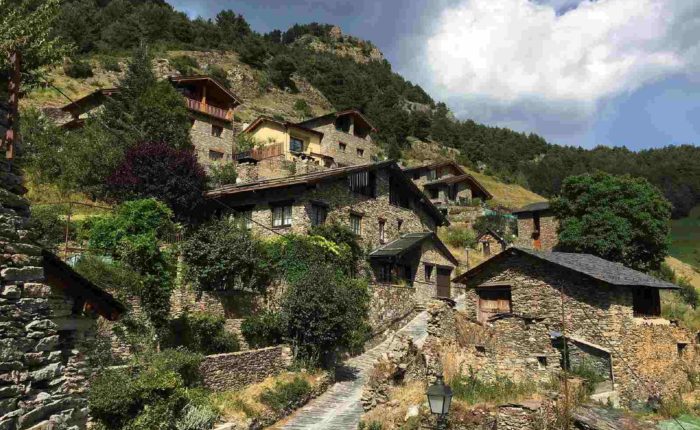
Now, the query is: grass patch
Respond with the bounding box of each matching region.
[669,205,700,269]
[259,376,312,413]
[450,372,537,406]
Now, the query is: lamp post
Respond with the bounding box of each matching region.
[426,375,452,429]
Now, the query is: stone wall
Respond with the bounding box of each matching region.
[300,118,378,166]
[235,155,328,184]
[199,346,293,391]
[191,116,235,169]
[515,211,558,251]
[367,284,416,336]
[459,253,698,404]
[0,103,95,429]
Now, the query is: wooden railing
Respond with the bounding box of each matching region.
[234,142,285,162]
[185,98,232,121]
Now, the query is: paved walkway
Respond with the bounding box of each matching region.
[275,311,430,430]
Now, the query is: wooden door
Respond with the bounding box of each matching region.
[477,288,512,323]
[436,268,451,298]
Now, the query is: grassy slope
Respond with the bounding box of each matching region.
[669,205,700,270]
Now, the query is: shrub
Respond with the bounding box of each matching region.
[259,376,311,412]
[569,359,606,396]
[268,55,297,91]
[74,255,143,298]
[28,205,67,249]
[181,219,272,293]
[208,163,237,188]
[170,55,199,75]
[106,143,207,221]
[358,422,384,430]
[678,278,698,308]
[99,56,121,72]
[166,312,240,354]
[208,64,229,88]
[473,213,516,240]
[293,99,312,119]
[308,223,364,270]
[450,371,536,405]
[241,312,284,348]
[64,59,93,78]
[441,226,477,248]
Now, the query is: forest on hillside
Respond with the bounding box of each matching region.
[15,0,700,217]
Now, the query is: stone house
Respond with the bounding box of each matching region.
[453,247,697,405]
[204,161,460,316]
[512,201,558,251]
[476,228,507,257]
[59,75,242,169]
[402,161,492,214]
[296,109,378,167]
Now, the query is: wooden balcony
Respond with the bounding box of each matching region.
[185,97,232,121]
[234,142,284,162]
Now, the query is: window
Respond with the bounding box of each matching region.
[310,203,327,226]
[633,287,661,317]
[348,171,376,197]
[427,169,437,181]
[208,150,224,161]
[389,178,410,208]
[412,171,420,180]
[378,219,386,244]
[338,142,347,152]
[356,148,364,158]
[678,343,688,357]
[272,205,293,227]
[397,219,403,232]
[335,115,351,132]
[428,189,439,199]
[378,264,392,283]
[350,214,362,235]
[425,264,434,282]
[211,124,223,137]
[537,356,548,370]
[290,137,304,153]
[397,265,412,284]
[476,287,512,323]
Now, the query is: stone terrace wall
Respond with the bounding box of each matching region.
[200,345,293,391]
[368,284,416,336]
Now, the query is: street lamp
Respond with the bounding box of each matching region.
[426,375,452,429]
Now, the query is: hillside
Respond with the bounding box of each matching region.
[670,205,700,269]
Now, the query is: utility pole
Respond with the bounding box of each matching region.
[4,50,21,160]
[560,285,570,430]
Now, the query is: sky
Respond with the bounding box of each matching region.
[166,0,700,150]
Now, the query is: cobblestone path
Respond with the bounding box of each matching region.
[275,311,429,430]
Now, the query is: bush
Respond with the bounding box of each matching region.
[441,226,477,248]
[268,55,297,91]
[181,219,272,294]
[241,312,284,348]
[88,349,212,430]
[259,376,311,412]
[293,99,312,119]
[166,312,240,354]
[208,163,237,188]
[170,55,199,75]
[308,223,364,270]
[208,64,229,88]
[473,213,516,240]
[74,255,143,298]
[64,59,94,78]
[450,371,536,405]
[569,359,606,396]
[99,56,121,72]
[678,278,699,308]
[28,205,68,249]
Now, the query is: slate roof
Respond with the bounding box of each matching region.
[476,228,507,245]
[206,161,449,226]
[370,232,458,265]
[296,108,377,132]
[454,247,679,290]
[512,201,551,214]
[423,173,493,199]
[402,160,465,175]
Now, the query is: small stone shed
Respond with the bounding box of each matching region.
[476,228,507,257]
[512,201,558,251]
[453,247,697,404]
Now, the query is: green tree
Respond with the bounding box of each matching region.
[281,262,370,366]
[180,218,272,294]
[551,172,672,271]
[1,0,70,92]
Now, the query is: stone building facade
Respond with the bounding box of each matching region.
[513,202,559,251]
[403,161,492,215]
[58,75,242,170]
[453,247,697,405]
[296,109,378,166]
[205,161,459,316]
[1,104,125,430]
[476,229,507,258]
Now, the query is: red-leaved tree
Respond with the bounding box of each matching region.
[107,142,207,221]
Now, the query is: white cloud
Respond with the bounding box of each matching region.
[421,0,700,141]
